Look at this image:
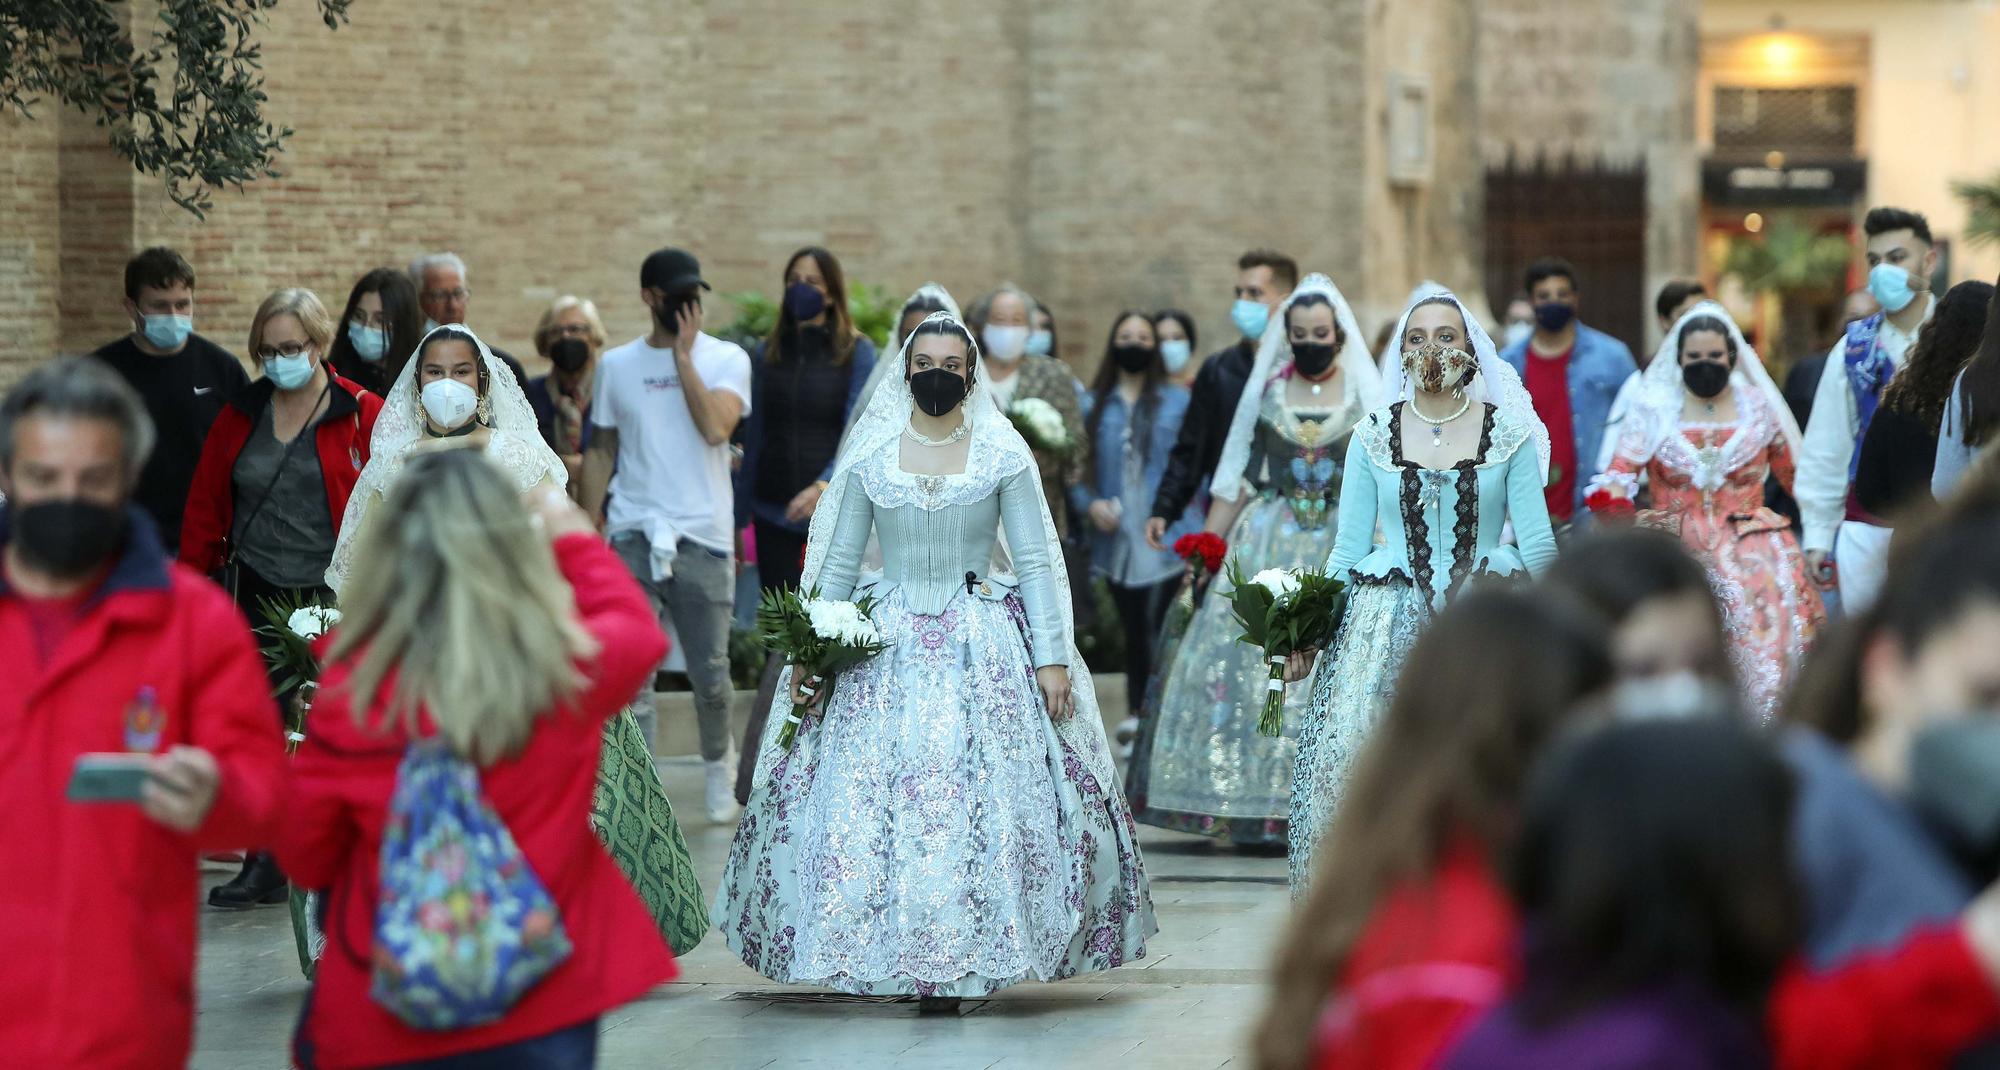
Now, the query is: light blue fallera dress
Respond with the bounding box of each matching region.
[1290,401,1557,888]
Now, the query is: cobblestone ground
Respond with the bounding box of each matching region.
[193,752,1289,1070]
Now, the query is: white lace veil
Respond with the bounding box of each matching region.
[843,283,962,442]
[750,310,1117,794]
[1627,300,1802,459]
[1381,283,1553,479]
[1210,274,1383,502]
[325,323,567,594]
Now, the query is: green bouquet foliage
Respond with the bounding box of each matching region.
[755,587,890,750]
[1222,560,1347,737]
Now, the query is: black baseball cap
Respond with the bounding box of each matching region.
[640,248,710,294]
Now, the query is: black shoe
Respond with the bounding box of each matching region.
[918,996,962,1015]
[207,852,289,909]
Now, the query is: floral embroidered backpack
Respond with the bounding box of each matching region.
[370,741,572,1030]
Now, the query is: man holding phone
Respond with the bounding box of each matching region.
[0,358,284,1069]
[582,247,752,826]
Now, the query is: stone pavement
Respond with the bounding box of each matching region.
[191,753,1291,1070]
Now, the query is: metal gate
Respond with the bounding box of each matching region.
[1485,153,1649,354]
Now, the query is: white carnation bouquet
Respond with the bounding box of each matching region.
[1006,396,1075,456]
[756,587,890,750]
[253,592,341,978]
[1222,561,1348,737]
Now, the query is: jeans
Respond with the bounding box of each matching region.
[1107,577,1180,719]
[751,516,809,597]
[612,532,737,761]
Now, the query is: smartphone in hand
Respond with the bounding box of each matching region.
[67,753,152,803]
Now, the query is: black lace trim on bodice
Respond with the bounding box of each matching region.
[1388,401,1498,600]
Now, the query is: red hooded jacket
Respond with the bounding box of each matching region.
[179,374,383,576]
[1312,842,2000,1070]
[0,509,286,1069]
[278,533,676,1069]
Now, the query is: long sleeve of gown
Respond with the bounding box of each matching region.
[1796,346,1859,552]
[998,465,1070,669]
[814,470,874,603]
[1504,446,1559,578]
[1325,430,1379,577]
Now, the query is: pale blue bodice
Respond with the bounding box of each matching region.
[1324,402,1558,608]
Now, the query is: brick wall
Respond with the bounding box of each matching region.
[2,0,1698,387]
[0,111,61,378]
[1477,0,1702,345]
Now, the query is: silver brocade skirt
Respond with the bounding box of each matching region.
[1289,578,1430,891]
[713,589,1154,996]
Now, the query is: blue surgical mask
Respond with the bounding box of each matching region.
[1160,339,1193,373]
[141,313,193,351]
[1025,330,1053,357]
[347,322,389,363]
[1868,261,1919,314]
[262,351,316,391]
[1231,299,1270,341]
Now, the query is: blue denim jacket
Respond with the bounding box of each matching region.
[1499,321,1636,514]
[1071,385,1201,586]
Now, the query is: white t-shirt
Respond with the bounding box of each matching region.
[592,332,753,553]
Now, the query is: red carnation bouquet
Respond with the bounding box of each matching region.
[1583,474,1638,523]
[1174,532,1228,578]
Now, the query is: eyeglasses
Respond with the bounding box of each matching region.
[551,323,592,338]
[257,341,314,359]
[422,288,469,303]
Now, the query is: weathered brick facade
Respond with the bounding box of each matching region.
[0,0,1696,386]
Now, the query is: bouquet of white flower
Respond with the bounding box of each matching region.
[756,588,890,750]
[1222,561,1347,737]
[253,591,340,978]
[1007,397,1074,456]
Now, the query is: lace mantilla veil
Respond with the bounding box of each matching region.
[843,282,962,445]
[1380,283,1553,480]
[749,310,1118,793]
[1210,273,1384,502]
[1624,300,1802,460]
[325,323,567,594]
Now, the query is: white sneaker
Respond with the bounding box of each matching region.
[705,754,742,825]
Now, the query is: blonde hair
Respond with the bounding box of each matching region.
[533,295,609,355]
[326,446,599,764]
[248,287,336,359]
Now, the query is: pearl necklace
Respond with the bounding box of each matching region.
[1409,394,1472,446]
[904,418,969,447]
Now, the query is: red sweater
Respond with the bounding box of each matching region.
[0,513,285,1070]
[179,375,383,576]
[1313,845,2000,1070]
[278,534,676,1069]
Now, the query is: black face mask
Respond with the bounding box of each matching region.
[10,499,127,580]
[547,337,591,374]
[1291,340,1337,378]
[1682,360,1731,399]
[1111,344,1154,374]
[908,368,969,418]
[653,293,693,335]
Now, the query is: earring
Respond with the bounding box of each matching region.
[476,392,494,426]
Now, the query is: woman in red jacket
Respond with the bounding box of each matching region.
[181,287,384,907]
[278,446,675,1069]
[1255,581,2000,1070]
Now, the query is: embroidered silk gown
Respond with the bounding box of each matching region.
[1293,402,1558,888]
[1129,379,1362,846]
[1602,385,1826,719]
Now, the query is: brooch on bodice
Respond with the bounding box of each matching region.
[1690,441,1727,504]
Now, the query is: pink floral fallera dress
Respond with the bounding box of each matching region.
[1604,385,1826,718]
